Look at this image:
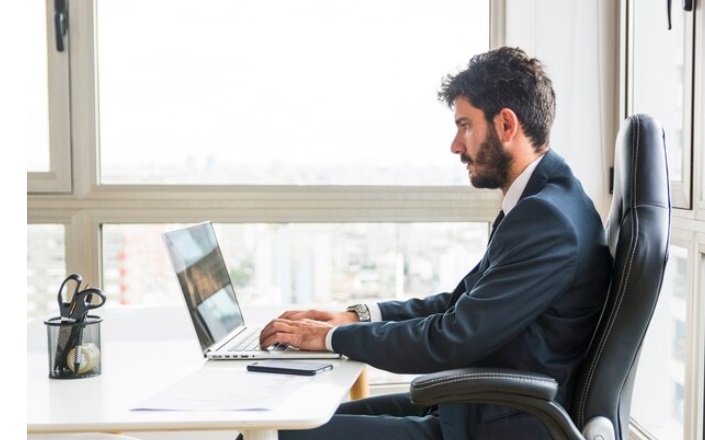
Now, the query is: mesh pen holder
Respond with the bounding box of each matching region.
[45,315,103,379]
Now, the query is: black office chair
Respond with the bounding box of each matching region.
[409,114,671,440]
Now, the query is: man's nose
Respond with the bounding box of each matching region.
[450,134,465,155]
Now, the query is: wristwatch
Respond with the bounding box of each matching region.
[346,304,371,322]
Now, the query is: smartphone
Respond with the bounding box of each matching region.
[247,360,334,376]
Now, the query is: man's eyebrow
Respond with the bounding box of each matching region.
[455,117,470,126]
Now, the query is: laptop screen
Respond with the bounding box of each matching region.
[163,222,245,352]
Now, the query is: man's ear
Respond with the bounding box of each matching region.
[494,108,520,143]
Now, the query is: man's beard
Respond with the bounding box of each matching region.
[463,124,512,190]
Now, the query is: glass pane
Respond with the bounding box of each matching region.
[631,245,687,439]
[632,4,688,183]
[13,1,51,172]
[96,0,489,185]
[103,221,487,385]
[102,222,488,307]
[27,224,66,319]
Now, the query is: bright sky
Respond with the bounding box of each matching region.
[95,0,489,182]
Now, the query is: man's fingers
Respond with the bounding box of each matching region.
[261,318,289,338]
[278,310,305,319]
[278,309,326,321]
[260,319,297,347]
[261,322,309,349]
[259,318,330,352]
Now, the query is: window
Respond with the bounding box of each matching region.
[27,225,66,317]
[22,0,72,192]
[102,222,488,307]
[20,1,50,173]
[630,245,688,440]
[101,221,488,386]
[95,0,489,186]
[627,0,695,209]
[624,2,705,439]
[26,0,495,322]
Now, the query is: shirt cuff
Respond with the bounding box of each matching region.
[367,303,382,322]
[325,328,335,352]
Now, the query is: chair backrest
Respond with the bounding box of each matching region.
[570,114,671,439]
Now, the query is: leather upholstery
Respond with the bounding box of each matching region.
[409,114,671,440]
[573,114,671,438]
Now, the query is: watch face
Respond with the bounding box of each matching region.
[356,305,370,321]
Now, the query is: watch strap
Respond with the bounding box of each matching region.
[346,304,371,322]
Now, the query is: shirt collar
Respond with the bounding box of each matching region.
[502,154,545,215]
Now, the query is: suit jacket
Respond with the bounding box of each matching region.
[332,150,613,439]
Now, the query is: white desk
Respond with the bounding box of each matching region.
[27,306,365,440]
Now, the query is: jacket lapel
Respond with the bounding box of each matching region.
[446,150,568,308]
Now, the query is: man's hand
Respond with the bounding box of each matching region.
[276,309,359,326]
[259,318,334,351]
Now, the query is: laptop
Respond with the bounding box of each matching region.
[163,221,341,360]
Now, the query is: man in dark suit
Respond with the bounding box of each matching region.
[259,46,612,440]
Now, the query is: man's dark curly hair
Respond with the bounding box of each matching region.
[438,47,556,150]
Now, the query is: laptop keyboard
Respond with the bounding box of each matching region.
[226,330,288,352]
[228,330,262,351]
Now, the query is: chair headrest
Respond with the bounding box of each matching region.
[611,114,670,216]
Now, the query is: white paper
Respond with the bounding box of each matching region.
[132,368,311,411]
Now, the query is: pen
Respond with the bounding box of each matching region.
[72,286,90,374]
[67,285,87,374]
[73,322,84,373]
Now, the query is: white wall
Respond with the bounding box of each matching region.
[504,0,620,220]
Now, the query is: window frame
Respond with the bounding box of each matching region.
[628,231,704,440]
[27,0,503,291]
[695,4,705,222]
[26,0,72,193]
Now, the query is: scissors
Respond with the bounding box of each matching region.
[57,273,106,323]
[55,274,107,374]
